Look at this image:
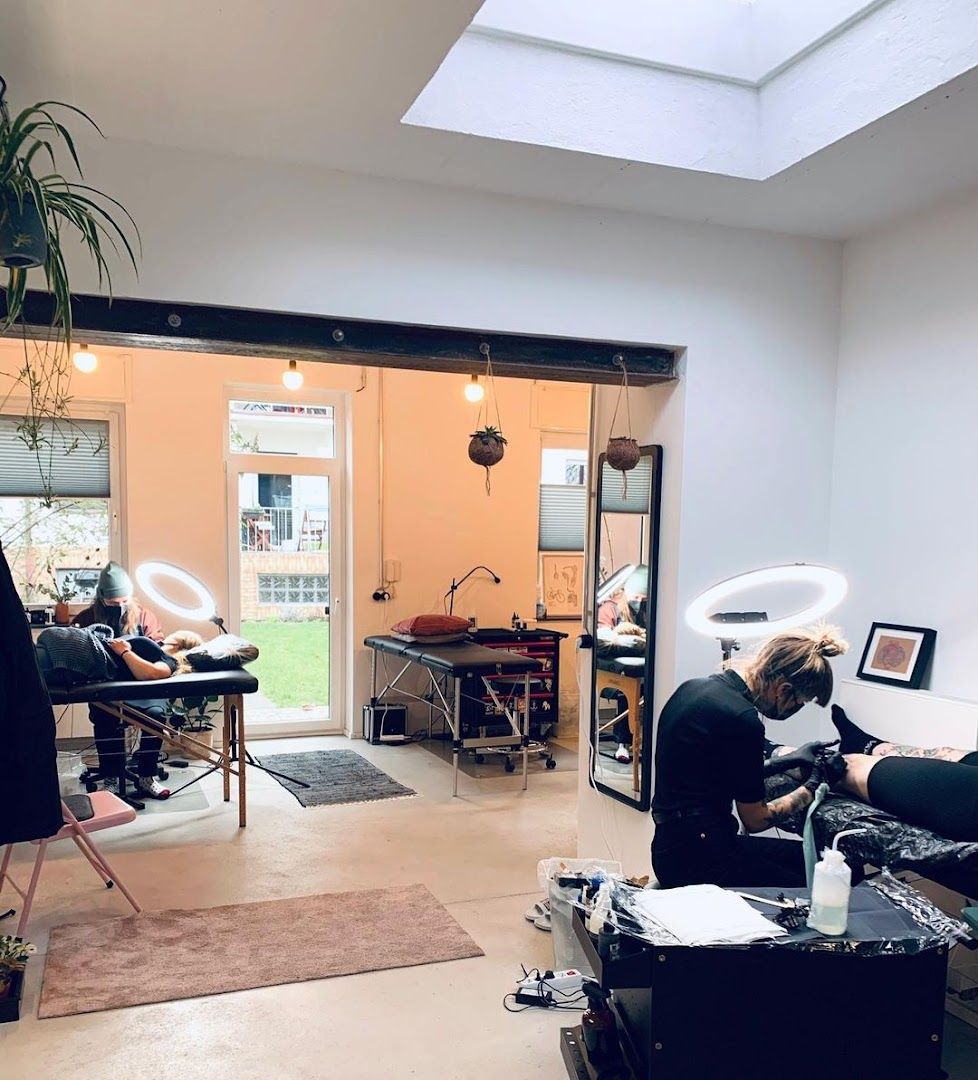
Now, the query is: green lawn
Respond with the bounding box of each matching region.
[241,618,329,709]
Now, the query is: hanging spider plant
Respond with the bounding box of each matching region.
[0,76,140,502]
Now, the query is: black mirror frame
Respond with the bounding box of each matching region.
[589,444,663,811]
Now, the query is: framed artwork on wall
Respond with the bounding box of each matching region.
[540,552,584,620]
[857,622,937,689]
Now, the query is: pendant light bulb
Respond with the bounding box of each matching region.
[72,344,98,374]
[464,374,484,403]
[282,359,303,391]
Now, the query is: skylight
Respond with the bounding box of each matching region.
[404,0,978,180]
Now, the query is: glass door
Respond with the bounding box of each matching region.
[226,396,344,736]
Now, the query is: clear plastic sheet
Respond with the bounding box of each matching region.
[765,772,978,897]
[868,868,975,948]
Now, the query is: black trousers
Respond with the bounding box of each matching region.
[652,815,807,889]
[91,701,166,778]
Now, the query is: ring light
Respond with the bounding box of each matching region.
[685,564,847,640]
[135,561,216,623]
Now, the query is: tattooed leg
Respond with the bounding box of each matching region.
[871,742,969,763]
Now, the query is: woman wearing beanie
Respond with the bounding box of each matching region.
[72,561,170,800]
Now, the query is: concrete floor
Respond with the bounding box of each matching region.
[6,734,978,1079]
[1,736,579,1080]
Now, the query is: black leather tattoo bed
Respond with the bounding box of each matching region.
[765,772,978,896]
[48,670,259,827]
[364,635,540,796]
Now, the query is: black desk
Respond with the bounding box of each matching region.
[562,884,949,1080]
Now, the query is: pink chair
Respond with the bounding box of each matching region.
[0,792,141,937]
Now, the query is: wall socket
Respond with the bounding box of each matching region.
[468,615,478,629]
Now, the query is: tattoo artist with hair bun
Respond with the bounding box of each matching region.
[651,626,850,888]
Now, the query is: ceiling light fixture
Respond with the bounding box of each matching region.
[282,359,303,391]
[464,374,485,403]
[72,344,97,373]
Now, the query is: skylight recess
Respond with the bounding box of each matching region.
[404,0,978,181]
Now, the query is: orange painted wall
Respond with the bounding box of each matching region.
[1,342,589,732]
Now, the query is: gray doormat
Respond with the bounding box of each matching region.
[258,749,416,806]
[39,883,482,1018]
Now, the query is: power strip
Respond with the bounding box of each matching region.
[514,968,585,1007]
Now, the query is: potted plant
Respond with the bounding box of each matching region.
[38,557,79,624]
[166,695,222,759]
[0,75,139,501]
[0,935,35,1023]
[468,425,507,494]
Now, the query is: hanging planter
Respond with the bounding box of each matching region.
[468,343,507,494]
[0,192,46,268]
[469,425,507,466]
[0,75,140,505]
[606,355,640,493]
[606,435,640,472]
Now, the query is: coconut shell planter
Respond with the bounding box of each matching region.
[606,436,640,473]
[469,426,507,494]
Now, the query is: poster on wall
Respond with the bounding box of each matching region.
[857,622,937,689]
[540,553,584,620]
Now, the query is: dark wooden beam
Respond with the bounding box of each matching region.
[1,291,679,386]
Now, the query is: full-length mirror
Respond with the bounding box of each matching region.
[590,446,662,809]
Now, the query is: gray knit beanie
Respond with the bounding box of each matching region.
[96,561,133,601]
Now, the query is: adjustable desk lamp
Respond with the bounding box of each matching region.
[685,564,848,662]
[444,565,501,617]
[134,561,308,790]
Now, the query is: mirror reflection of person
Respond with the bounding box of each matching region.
[596,565,648,764]
[651,626,848,888]
[72,562,172,799]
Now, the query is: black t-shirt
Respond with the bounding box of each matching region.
[113,635,178,681]
[652,670,766,816]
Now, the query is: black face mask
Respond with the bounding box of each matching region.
[627,599,647,626]
[102,603,127,634]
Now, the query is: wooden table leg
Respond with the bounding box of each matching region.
[222,696,231,803]
[235,695,247,828]
[623,682,641,792]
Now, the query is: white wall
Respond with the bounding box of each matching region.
[23,137,841,870]
[831,186,978,701]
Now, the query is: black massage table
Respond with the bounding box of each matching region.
[765,772,978,897]
[47,670,259,827]
[364,635,541,796]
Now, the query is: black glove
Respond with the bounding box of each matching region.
[762,739,839,779]
[803,750,849,794]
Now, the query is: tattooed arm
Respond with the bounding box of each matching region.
[736,786,813,834]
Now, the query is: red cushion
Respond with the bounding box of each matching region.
[391,614,471,637]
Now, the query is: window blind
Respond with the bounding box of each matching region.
[539,484,587,551]
[600,456,653,514]
[0,416,111,497]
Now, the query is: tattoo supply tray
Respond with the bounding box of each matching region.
[562,882,951,1080]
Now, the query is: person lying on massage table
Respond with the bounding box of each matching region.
[766,705,978,842]
[35,624,202,799]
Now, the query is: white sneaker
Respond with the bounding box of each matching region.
[614,744,632,764]
[134,775,170,800]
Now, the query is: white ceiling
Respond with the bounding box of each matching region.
[2,0,978,239]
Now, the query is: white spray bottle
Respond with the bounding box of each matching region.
[807,828,866,936]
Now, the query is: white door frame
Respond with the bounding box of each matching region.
[224,388,347,737]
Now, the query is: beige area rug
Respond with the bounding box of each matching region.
[38,883,483,1018]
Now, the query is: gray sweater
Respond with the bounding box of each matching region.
[35,625,117,687]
